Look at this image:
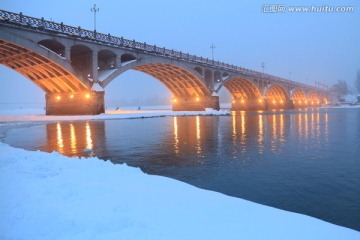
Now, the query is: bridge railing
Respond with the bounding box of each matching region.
[0,9,327,92]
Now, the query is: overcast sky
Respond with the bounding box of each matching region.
[1,0,359,107]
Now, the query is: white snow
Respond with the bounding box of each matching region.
[91,83,105,92]
[0,142,358,240]
[0,107,230,123]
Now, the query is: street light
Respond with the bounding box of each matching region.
[90,4,100,31]
[210,43,215,60]
[261,62,265,73]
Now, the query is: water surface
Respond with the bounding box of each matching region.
[3,108,360,231]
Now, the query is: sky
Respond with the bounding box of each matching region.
[0,0,359,107]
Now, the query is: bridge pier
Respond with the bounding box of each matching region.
[231,98,266,111]
[172,96,220,111]
[46,91,105,115]
[267,99,295,110]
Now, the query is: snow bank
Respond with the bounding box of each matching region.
[0,108,230,123]
[0,143,358,240]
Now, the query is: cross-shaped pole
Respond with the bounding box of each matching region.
[90,4,100,31]
[210,43,215,60]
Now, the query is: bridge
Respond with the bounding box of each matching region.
[0,10,329,115]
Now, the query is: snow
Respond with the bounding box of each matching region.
[0,107,230,123]
[91,83,105,92]
[0,142,358,240]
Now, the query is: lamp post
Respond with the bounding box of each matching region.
[261,62,265,73]
[90,4,100,31]
[210,43,215,60]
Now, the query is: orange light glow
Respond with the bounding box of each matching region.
[85,94,90,99]
[272,100,276,104]
[196,97,200,101]
[173,98,177,103]
[280,100,284,104]
[299,101,302,104]
[70,95,74,99]
[241,99,245,103]
[258,99,263,103]
[56,96,61,100]
[232,99,235,104]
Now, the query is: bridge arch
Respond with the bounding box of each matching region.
[224,77,264,110]
[308,91,320,106]
[0,39,89,93]
[100,57,210,99]
[265,84,289,108]
[291,89,308,108]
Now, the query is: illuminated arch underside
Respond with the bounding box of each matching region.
[133,63,209,97]
[224,78,262,100]
[308,91,319,103]
[0,40,88,93]
[292,89,307,103]
[266,84,288,101]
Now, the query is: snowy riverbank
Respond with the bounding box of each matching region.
[0,107,230,123]
[0,143,359,240]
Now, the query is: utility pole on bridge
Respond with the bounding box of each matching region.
[261,62,266,73]
[210,43,215,60]
[90,4,100,31]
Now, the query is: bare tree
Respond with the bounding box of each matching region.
[330,80,349,99]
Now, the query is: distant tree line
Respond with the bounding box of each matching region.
[330,69,360,100]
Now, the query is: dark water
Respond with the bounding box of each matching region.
[3,108,360,231]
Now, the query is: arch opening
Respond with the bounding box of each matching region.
[133,63,209,98]
[194,67,203,76]
[265,84,289,108]
[38,39,65,57]
[214,71,221,83]
[98,49,117,70]
[308,91,320,106]
[121,53,136,64]
[224,77,264,110]
[292,89,308,108]
[71,45,92,78]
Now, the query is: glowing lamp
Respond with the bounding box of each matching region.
[173,98,177,103]
[70,95,74,99]
[85,94,90,99]
[196,97,200,101]
[241,99,245,103]
[56,96,61,100]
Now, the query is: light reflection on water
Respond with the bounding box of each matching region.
[3,108,360,231]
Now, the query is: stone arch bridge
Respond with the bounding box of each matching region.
[0,10,329,115]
